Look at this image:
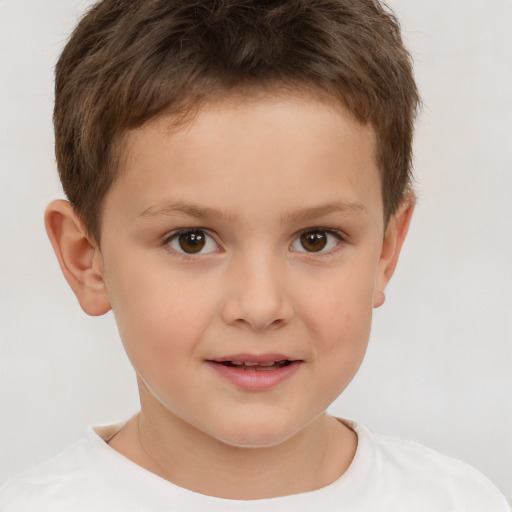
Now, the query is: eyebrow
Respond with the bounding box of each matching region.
[280,201,368,223]
[138,201,235,222]
[138,200,367,223]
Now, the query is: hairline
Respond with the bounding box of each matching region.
[93,84,383,246]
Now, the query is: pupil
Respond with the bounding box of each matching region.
[300,231,327,252]
[178,231,205,253]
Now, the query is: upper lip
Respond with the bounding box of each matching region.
[208,353,300,364]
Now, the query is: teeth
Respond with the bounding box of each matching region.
[219,360,291,369]
[255,364,277,371]
[235,361,279,367]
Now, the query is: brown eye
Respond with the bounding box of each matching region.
[178,231,206,253]
[291,229,342,254]
[299,231,328,252]
[167,229,219,255]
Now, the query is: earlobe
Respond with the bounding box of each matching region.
[373,290,386,308]
[373,198,415,308]
[44,200,111,316]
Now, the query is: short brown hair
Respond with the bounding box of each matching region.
[54,0,419,243]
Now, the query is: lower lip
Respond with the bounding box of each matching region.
[206,361,302,391]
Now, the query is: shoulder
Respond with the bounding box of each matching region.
[347,420,510,511]
[0,425,125,511]
[0,437,89,510]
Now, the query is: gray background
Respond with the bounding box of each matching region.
[1,0,511,502]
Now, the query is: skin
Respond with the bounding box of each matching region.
[45,93,413,499]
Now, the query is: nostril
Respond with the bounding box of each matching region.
[230,315,290,331]
[219,269,294,330]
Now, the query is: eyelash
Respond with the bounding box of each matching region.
[290,228,345,256]
[162,228,220,260]
[161,227,346,259]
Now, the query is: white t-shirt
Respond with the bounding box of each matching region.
[0,420,508,511]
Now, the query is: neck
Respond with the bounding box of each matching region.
[108,386,357,499]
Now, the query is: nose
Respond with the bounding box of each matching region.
[220,253,294,331]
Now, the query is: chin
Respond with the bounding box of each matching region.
[205,417,305,450]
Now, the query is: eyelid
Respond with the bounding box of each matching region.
[162,228,221,256]
[161,227,346,257]
[290,228,345,254]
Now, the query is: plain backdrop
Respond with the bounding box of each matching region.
[0,0,511,502]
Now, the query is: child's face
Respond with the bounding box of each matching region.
[96,94,403,447]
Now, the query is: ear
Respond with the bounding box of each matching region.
[373,198,415,308]
[44,200,111,316]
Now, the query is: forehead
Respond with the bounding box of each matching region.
[106,93,382,227]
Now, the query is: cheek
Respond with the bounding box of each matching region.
[297,260,376,368]
[302,262,376,329]
[104,255,217,367]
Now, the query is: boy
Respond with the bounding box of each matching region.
[0,0,509,509]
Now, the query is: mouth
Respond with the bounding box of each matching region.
[214,360,293,371]
[206,355,302,390]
